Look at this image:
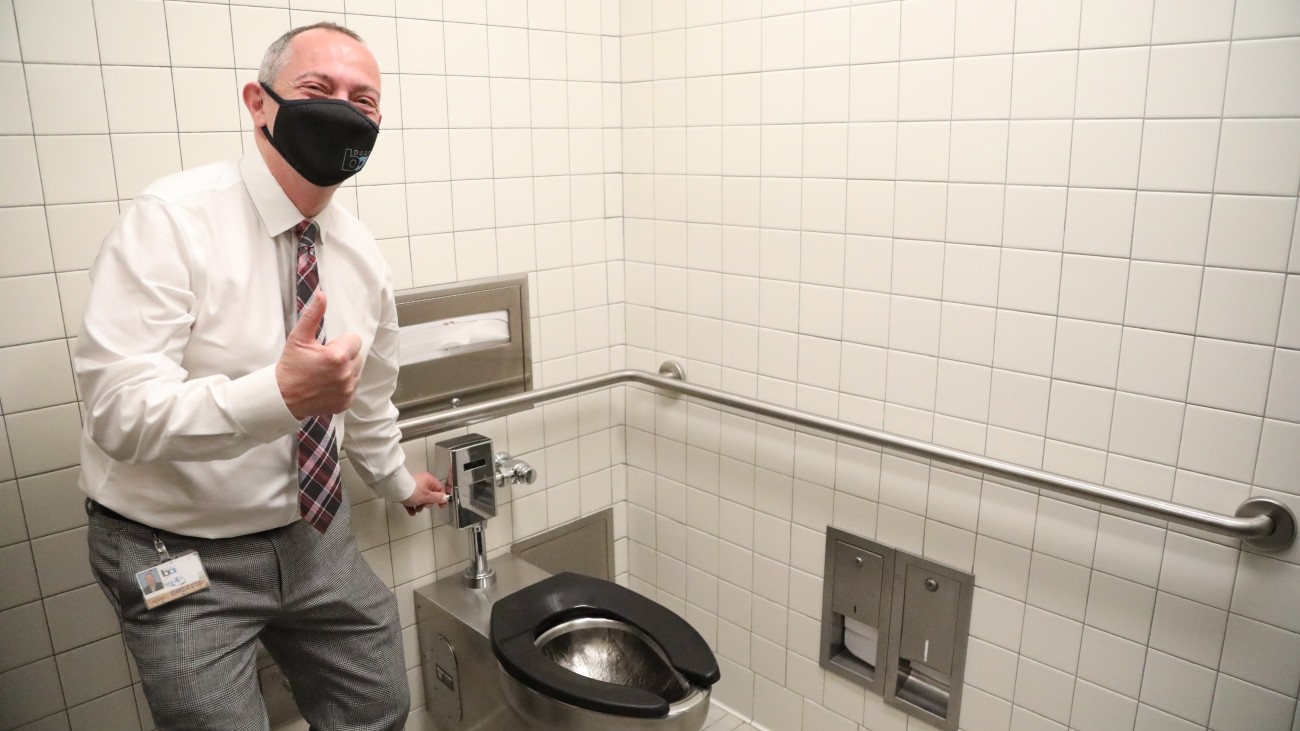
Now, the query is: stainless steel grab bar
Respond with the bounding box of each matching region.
[397,361,1296,551]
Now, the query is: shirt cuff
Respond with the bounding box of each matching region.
[226,364,301,441]
[370,468,417,503]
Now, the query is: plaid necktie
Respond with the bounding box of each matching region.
[294,219,342,533]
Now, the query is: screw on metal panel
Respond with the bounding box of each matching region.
[450,397,461,408]
[854,557,863,567]
[925,578,939,592]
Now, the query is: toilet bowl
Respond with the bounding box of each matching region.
[417,438,717,730]
[490,572,721,731]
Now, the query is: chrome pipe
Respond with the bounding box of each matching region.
[463,523,495,589]
[398,363,1295,551]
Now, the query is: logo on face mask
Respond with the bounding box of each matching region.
[342,147,370,173]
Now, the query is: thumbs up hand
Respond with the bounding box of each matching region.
[276,291,364,420]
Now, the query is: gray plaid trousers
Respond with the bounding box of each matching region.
[87,498,409,731]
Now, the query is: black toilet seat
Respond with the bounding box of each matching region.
[490,572,721,719]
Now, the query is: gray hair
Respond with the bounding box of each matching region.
[258,22,366,85]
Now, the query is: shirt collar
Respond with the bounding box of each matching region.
[240,152,335,240]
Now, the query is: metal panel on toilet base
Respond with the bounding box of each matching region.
[415,555,552,731]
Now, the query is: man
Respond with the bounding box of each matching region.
[75,23,444,731]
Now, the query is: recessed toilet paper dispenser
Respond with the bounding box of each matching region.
[820,529,973,731]
[820,529,894,692]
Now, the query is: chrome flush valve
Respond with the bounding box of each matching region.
[495,453,536,487]
[433,435,540,589]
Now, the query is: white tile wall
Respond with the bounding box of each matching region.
[0,0,625,728]
[619,1,1300,731]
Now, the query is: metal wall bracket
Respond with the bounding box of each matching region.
[1236,498,1296,552]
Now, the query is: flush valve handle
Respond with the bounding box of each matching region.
[495,452,537,486]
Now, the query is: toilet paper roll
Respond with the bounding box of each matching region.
[843,617,879,666]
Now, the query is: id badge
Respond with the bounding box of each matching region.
[136,550,210,610]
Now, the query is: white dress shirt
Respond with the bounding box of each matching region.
[76,153,415,538]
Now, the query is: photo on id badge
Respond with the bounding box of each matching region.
[137,567,164,596]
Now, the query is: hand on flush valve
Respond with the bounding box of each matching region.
[403,471,450,515]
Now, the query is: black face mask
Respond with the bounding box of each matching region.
[259,82,380,187]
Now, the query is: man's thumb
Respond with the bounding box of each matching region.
[289,290,327,343]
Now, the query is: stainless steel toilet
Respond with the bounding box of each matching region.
[415,434,720,731]
[490,572,719,731]
[415,556,720,731]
